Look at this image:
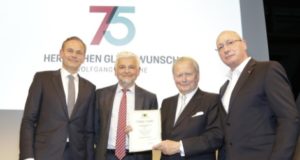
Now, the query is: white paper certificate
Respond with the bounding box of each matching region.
[128,110,161,152]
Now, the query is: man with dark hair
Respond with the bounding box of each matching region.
[20,36,95,160]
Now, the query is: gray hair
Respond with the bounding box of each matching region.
[115,51,140,68]
[172,56,199,75]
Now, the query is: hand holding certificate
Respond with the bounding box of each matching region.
[128,110,161,152]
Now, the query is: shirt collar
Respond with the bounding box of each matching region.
[181,87,198,98]
[117,84,135,93]
[226,57,251,80]
[61,67,78,79]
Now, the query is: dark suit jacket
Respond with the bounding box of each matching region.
[219,59,300,160]
[94,84,158,160]
[19,70,95,160]
[293,93,300,160]
[160,88,223,160]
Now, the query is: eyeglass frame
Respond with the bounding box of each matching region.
[215,39,242,52]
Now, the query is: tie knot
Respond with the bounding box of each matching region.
[121,88,128,94]
[68,75,74,80]
[181,94,186,101]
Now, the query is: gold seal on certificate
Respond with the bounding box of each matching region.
[128,110,161,152]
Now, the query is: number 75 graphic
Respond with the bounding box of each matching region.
[90,6,135,46]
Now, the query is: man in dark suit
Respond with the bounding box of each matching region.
[19,36,95,160]
[94,51,158,160]
[216,30,300,160]
[153,57,223,160]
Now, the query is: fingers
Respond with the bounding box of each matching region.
[153,142,162,150]
[125,125,133,134]
[154,140,180,155]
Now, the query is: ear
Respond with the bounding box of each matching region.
[59,49,63,60]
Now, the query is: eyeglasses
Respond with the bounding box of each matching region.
[215,39,242,52]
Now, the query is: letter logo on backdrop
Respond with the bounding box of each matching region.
[90,6,135,46]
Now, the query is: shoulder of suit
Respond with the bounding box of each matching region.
[33,70,59,79]
[199,90,218,97]
[162,94,178,102]
[193,89,219,101]
[78,75,95,87]
[251,60,284,73]
[135,85,156,96]
[35,69,58,75]
[96,84,117,93]
[251,59,281,67]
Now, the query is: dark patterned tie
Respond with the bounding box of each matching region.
[115,89,127,160]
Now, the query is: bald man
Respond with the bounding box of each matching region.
[216,30,300,160]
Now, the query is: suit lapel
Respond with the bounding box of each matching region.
[104,85,117,136]
[228,59,255,113]
[220,80,230,97]
[70,76,86,119]
[52,70,69,117]
[134,85,144,110]
[219,80,229,114]
[106,85,117,116]
[174,89,202,127]
[169,95,179,127]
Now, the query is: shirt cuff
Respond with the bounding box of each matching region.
[179,140,185,156]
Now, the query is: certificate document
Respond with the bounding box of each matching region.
[128,110,161,152]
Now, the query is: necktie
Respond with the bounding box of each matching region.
[115,89,127,160]
[179,95,186,114]
[175,94,186,124]
[67,75,75,117]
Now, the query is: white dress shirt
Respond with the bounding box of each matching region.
[174,88,197,124]
[107,84,135,150]
[222,57,251,113]
[61,67,79,104]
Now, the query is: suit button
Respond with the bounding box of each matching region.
[230,142,233,146]
[226,122,230,126]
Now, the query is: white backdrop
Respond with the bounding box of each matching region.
[0,0,242,110]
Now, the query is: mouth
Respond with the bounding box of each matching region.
[224,53,234,59]
[68,58,79,63]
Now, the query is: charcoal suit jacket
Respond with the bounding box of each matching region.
[160,88,223,160]
[20,70,95,160]
[219,59,300,160]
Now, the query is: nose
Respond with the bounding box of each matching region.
[181,74,188,82]
[124,67,130,73]
[223,45,231,55]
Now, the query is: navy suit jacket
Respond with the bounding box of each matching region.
[219,59,300,160]
[20,70,95,160]
[94,84,158,160]
[160,88,223,160]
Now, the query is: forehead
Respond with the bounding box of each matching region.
[117,57,138,65]
[174,61,195,72]
[64,40,84,49]
[217,32,241,43]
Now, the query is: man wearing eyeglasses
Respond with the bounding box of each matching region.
[215,30,300,160]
